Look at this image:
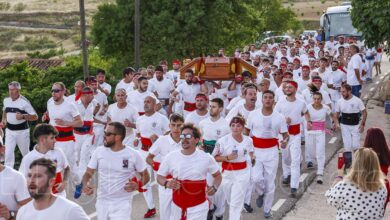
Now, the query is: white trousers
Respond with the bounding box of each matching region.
[5,128,30,168]
[158,185,172,220]
[340,124,361,152]
[366,59,375,79]
[139,149,155,209]
[55,140,79,184]
[252,147,279,212]
[305,131,326,175]
[76,134,96,180]
[221,168,250,220]
[281,134,301,189]
[170,201,209,220]
[96,199,132,220]
[93,124,105,147]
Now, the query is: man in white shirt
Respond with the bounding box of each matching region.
[0,141,31,220]
[146,113,184,220]
[347,44,363,97]
[45,82,83,186]
[115,67,136,93]
[96,69,112,97]
[226,83,258,122]
[246,90,289,218]
[67,80,85,104]
[19,124,70,197]
[148,65,175,111]
[157,123,222,220]
[127,76,162,115]
[1,81,38,168]
[80,122,149,219]
[166,59,181,84]
[185,93,209,127]
[17,158,89,220]
[329,60,347,109]
[336,84,367,152]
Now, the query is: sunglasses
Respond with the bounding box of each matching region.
[180,134,193,139]
[51,89,62,93]
[104,131,117,136]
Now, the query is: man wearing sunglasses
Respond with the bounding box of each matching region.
[146,113,184,220]
[80,122,149,219]
[157,123,222,220]
[1,81,38,168]
[135,96,169,218]
[46,82,83,187]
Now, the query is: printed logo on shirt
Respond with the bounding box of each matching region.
[122,159,129,169]
[53,159,58,165]
[216,129,221,136]
[152,122,157,128]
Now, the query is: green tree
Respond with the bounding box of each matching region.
[351,0,390,48]
[91,0,301,66]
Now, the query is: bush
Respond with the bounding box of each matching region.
[23,36,57,51]
[0,2,11,11]
[27,48,64,59]
[13,2,26,12]
[11,43,26,51]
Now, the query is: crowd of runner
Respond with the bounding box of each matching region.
[0,34,384,220]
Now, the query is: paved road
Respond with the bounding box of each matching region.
[66,132,342,220]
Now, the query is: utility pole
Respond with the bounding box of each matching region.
[134,0,140,69]
[79,0,89,79]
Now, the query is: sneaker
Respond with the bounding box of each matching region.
[264,211,273,219]
[243,203,253,213]
[216,216,223,220]
[144,208,156,218]
[207,204,216,220]
[316,175,324,184]
[291,188,298,198]
[74,183,83,199]
[256,194,264,208]
[307,161,314,169]
[282,175,291,185]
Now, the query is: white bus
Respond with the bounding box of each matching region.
[320,2,362,40]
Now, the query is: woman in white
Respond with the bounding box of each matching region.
[305,92,339,184]
[212,116,255,220]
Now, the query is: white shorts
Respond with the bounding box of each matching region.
[96,199,132,220]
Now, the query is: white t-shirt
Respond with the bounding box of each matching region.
[107,103,138,136]
[126,90,160,113]
[335,96,365,114]
[175,83,202,103]
[166,70,180,82]
[306,104,332,134]
[148,78,174,99]
[0,166,30,212]
[212,134,254,163]
[225,103,258,122]
[75,99,97,121]
[199,117,230,141]
[185,111,209,127]
[115,79,134,93]
[19,147,69,178]
[275,97,307,125]
[135,112,169,138]
[246,110,287,139]
[301,88,332,106]
[3,96,36,125]
[47,99,80,128]
[347,53,362,86]
[17,196,89,220]
[99,82,112,96]
[88,146,146,202]
[149,134,181,163]
[93,91,108,122]
[226,96,244,111]
[329,70,347,101]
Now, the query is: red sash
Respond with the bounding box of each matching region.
[74,121,93,135]
[288,124,300,135]
[252,137,279,149]
[52,172,62,194]
[140,137,153,151]
[184,102,196,112]
[172,179,207,220]
[55,126,75,142]
[222,161,247,172]
[138,112,145,116]
[131,177,147,192]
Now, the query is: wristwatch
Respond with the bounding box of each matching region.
[9,211,16,220]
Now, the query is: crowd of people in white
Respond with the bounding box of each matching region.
[0,34,384,220]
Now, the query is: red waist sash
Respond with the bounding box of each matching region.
[140,137,152,151]
[55,126,75,142]
[74,121,93,135]
[222,161,247,172]
[184,102,196,112]
[172,179,207,220]
[288,124,300,135]
[138,112,145,116]
[52,172,62,194]
[252,137,279,149]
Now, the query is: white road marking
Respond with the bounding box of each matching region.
[299,173,308,182]
[88,212,97,219]
[271,199,286,211]
[328,137,337,144]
